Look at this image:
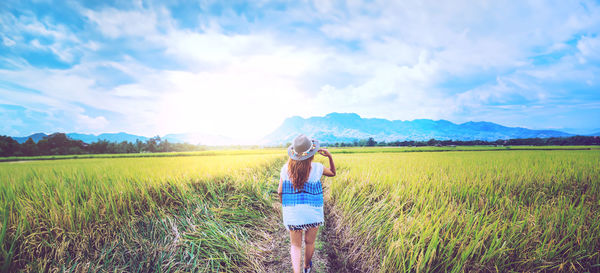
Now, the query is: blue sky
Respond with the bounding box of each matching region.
[1,0,600,143]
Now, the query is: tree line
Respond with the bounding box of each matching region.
[323,135,600,147]
[0,133,207,157]
[1,133,599,157]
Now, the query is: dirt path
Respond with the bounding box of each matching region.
[262,201,331,273]
[320,202,362,273]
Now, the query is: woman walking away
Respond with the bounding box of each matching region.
[278,134,336,273]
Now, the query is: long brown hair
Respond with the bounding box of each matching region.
[287,155,314,190]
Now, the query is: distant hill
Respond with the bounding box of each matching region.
[261,112,574,145]
[11,132,149,144]
[12,133,48,143]
[556,127,600,135]
[67,132,149,143]
[10,132,233,145]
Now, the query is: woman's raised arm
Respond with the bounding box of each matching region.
[318,148,336,177]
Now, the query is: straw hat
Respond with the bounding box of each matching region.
[287,134,320,161]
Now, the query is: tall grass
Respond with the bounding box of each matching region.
[325,150,600,272]
[3,148,598,272]
[0,153,284,272]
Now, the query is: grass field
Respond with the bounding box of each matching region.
[325,150,600,272]
[1,147,599,272]
[0,152,285,272]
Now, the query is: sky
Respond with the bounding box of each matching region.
[1,0,600,143]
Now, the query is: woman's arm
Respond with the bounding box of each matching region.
[318,148,336,177]
[277,177,283,202]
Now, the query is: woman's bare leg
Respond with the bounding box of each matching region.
[289,230,303,273]
[304,227,319,269]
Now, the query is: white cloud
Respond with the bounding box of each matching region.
[318,0,600,76]
[153,69,307,141]
[577,35,600,63]
[1,0,600,140]
[2,36,15,46]
[0,11,82,63]
[21,17,79,43]
[76,114,109,131]
[82,7,167,39]
[303,0,600,122]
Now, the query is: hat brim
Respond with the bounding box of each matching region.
[288,139,320,161]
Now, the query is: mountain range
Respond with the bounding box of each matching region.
[260,113,582,145]
[9,112,598,145]
[12,132,149,144]
[11,132,235,146]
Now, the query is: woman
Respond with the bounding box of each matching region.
[278,134,336,273]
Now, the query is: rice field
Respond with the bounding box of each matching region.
[324,150,600,272]
[1,147,598,272]
[0,152,286,272]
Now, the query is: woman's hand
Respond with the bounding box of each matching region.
[319,148,336,177]
[318,148,331,157]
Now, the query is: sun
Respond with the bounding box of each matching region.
[154,70,306,144]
